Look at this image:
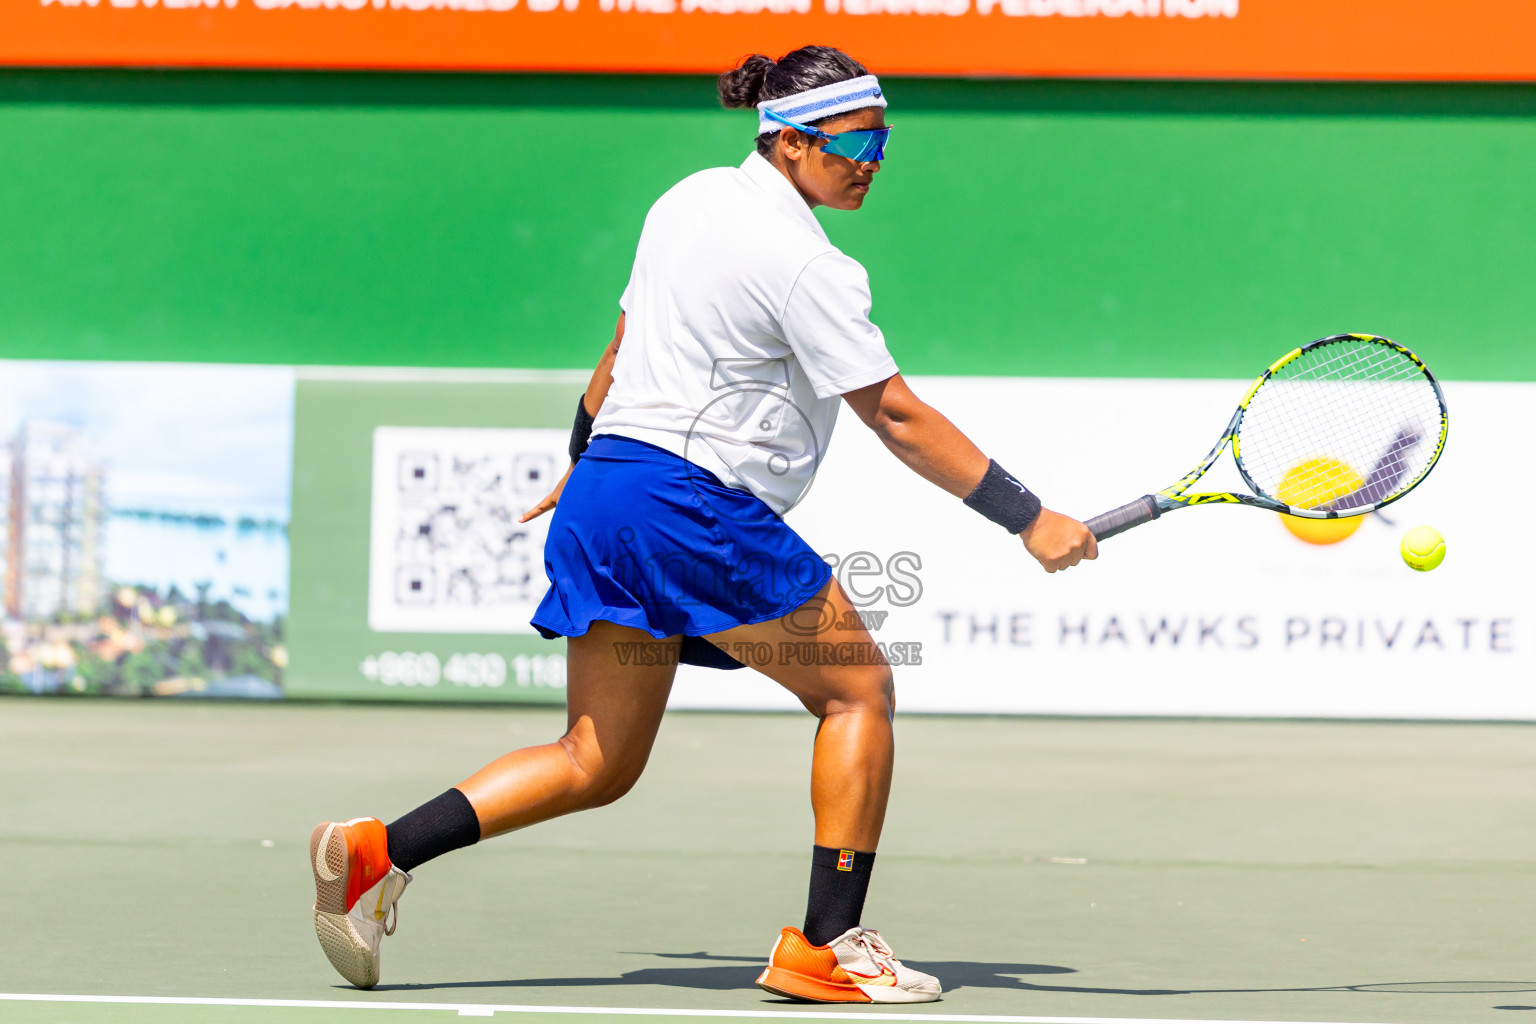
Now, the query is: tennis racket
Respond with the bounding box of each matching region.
[1087,333,1448,542]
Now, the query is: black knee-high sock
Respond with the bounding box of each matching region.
[803,845,876,946]
[385,788,481,872]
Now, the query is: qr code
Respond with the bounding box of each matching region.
[368,427,567,634]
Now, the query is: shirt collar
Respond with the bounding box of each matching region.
[740,152,827,239]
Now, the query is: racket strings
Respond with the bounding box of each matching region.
[1237,338,1442,512]
[1267,344,1429,492]
[1244,343,1437,507]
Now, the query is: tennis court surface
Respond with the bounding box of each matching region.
[4,700,1534,1024]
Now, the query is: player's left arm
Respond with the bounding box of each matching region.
[582,313,625,415]
[842,373,1096,572]
[519,314,624,523]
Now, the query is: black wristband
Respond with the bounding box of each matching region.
[964,460,1043,534]
[569,395,595,463]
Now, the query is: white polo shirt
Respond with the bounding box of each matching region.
[591,152,899,515]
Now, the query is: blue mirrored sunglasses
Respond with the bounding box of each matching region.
[763,108,891,163]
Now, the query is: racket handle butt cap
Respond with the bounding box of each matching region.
[1087,495,1160,542]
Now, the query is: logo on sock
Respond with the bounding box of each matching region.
[837,850,855,871]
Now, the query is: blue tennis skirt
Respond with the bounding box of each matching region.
[531,434,832,670]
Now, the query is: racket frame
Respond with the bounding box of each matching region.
[1089,334,1448,541]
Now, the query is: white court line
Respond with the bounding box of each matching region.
[0,993,1389,1024]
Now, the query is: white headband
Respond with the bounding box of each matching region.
[756,75,886,136]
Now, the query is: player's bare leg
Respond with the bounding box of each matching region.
[309,622,677,988]
[711,577,892,850]
[458,621,679,836]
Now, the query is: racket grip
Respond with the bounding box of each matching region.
[1087,495,1161,541]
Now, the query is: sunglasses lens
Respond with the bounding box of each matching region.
[824,128,890,162]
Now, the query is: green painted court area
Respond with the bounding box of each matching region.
[4,700,1535,1024]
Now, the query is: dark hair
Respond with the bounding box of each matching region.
[718,46,870,157]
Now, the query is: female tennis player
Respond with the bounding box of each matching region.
[309,45,1095,1003]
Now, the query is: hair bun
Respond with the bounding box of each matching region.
[718,54,776,109]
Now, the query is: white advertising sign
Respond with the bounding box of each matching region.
[669,377,1529,720]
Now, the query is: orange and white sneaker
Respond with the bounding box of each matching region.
[309,817,411,989]
[756,926,942,1003]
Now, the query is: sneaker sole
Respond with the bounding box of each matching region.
[757,966,940,1004]
[313,909,380,990]
[757,965,870,1003]
[859,985,941,1004]
[310,822,379,990]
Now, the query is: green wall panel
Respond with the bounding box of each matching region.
[2,71,1534,380]
[286,371,578,702]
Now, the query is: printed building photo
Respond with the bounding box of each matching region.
[0,362,293,698]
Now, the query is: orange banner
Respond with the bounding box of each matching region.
[4,0,1535,79]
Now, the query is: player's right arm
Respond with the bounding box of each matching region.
[519,314,625,523]
[841,373,1096,573]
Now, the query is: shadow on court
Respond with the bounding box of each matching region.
[366,951,1536,999]
[367,952,1074,993]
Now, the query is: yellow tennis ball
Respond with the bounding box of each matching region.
[1400,525,1445,571]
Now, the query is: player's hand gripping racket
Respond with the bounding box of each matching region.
[1087,333,1448,542]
